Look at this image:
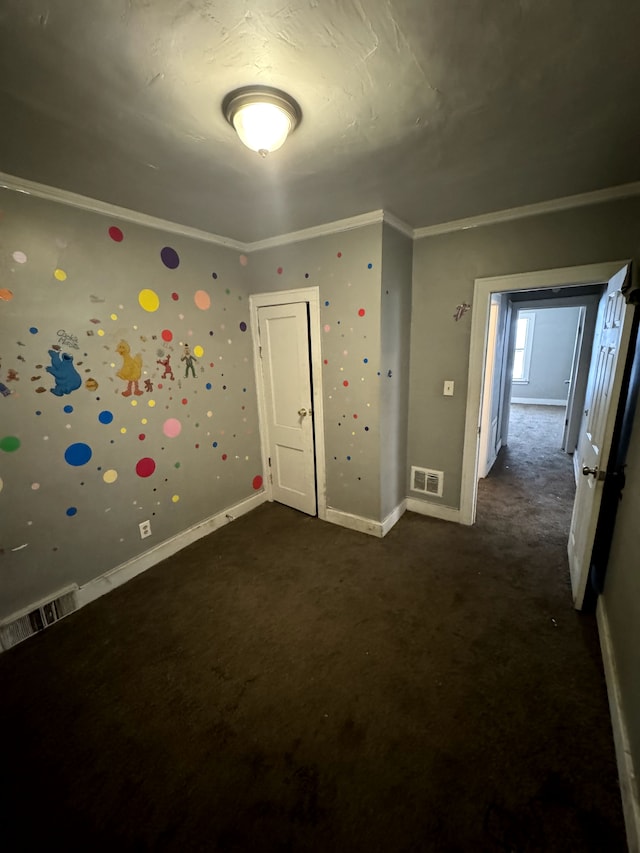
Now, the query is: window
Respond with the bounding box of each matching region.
[512,311,535,382]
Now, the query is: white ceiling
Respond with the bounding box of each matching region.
[1,0,640,242]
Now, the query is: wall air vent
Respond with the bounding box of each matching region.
[0,586,78,651]
[410,466,444,498]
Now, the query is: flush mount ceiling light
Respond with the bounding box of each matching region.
[222,86,302,158]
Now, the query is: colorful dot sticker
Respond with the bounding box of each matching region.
[98,410,114,425]
[161,329,173,342]
[0,435,21,452]
[135,457,156,478]
[161,246,180,269]
[358,308,365,317]
[239,255,248,266]
[239,322,247,332]
[54,268,67,281]
[194,290,211,310]
[138,289,160,312]
[66,507,78,517]
[13,251,27,263]
[64,442,92,466]
[172,494,180,503]
[0,289,14,301]
[163,418,182,438]
[103,469,118,484]
[108,226,124,242]
[29,326,38,334]
[252,475,263,490]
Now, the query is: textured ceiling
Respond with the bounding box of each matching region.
[1,0,640,242]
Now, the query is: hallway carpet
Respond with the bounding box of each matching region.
[0,406,626,851]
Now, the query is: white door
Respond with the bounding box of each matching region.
[258,303,316,515]
[567,264,634,608]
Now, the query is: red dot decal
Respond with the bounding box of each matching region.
[161,329,173,342]
[108,226,124,242]
[171,292,179,301]
[221,453,227,461]
[353,413,358,419]
[135,457,156,478]
[337,252,342,258]
[181,398,187,405]
[252,475,263,490]
[323,359,328,365]
[139,433,145,440]
[277,267,283,274]
[358,308,365,317]
[343,380,349,387]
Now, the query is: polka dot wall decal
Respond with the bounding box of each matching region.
[343,380,349,387]
[363,358,369,363]
[239,321,247,332]
[97,329,105,336]
[141,418,148,425]
[221,453,227,461]
[31,482,40,490]
[212,272,218,279]
[130,400,137,407]
[148,399,156,407]
[29,326,38,334]
[0,289,14,301]
[98,410,113,425]
[136,457,156,478]
[252,475,263,490]
[163,418,182,438]
[368,263,373,269]
[161,329,173,342]
[63,405,73,414]
[358,308,365,317]
[1,435,21,452]
[277,267,283,274]
[54,268,67,281]
[337,252,342,258]
[206,382,212,390]
[13,250,27,263]
[181,398,188,405]
[160,246,180,269]
[138,288,160,312]
[171,292,179,301]
[66,507,78,517]
[193,345,204,357]
[324,324,331,333]
[103,469,118,484]
[239,255,248,266]
[108,226,124,242]
[110,313,118,321]
[172,494,180,503]
[64,442,92,466]
[120,427,127,434]
[194,290,211,310]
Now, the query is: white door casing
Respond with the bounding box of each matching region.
[567,264,634,608]
[249,288,327,520]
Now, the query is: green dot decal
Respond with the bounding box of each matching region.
[0,436,21,452]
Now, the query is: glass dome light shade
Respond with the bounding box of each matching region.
[223,86,301,157]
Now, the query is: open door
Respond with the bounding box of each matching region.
[257,302,317,516]
[568,264,635,609]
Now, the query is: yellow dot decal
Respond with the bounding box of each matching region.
[110,313,118,321]
[54,268,67,281]
[172,494,180,503]
[98,329,105,337]
[120,427,127,434]
[131,399,137,406]
[138,289,160,312]
[141,418,148,425]
[103,469,118,484]
[193,345,204,358]
[148,399,156,408]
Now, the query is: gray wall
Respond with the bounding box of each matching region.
[511,306,580,402]
[380,224,412,519]
[408,196,640,509]
[0,190,261,620]
[247,225,384,521]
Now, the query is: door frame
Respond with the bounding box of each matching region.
[460,260,631,525]
[249,287,327,521]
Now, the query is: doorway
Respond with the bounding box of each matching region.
[461,261,635,609]
[249,287,327,520]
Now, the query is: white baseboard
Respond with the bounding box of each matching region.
[326,501,405,538]
[510,397,567,406]
[406,497,462,524]
[597,598,640,853]
[76,491,267,609]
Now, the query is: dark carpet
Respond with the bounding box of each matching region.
[0,406,626,852]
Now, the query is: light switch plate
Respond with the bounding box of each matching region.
[443,380,454,396]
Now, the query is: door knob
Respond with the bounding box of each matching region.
[582,465,605,481]
[298,408,308,417]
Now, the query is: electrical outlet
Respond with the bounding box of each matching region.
[139,520,152,539]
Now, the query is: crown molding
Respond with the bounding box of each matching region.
[382,210,414,239]
[413,181,640,240]
[0,172,248,251]
[246,209,385,253]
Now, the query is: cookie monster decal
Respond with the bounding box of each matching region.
[46,350,82,396]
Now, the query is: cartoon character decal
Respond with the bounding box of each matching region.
[46,350,82,396]
[181,344,197,378]
[157,354,174,380]
[116,340,143,397]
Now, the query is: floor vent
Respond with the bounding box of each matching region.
[0,586,78,651]
[410,466,444,498]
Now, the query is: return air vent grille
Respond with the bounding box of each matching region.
[410,466,444,498]
[0,586,78,651]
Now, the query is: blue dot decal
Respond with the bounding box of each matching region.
[239,322,247,332]
[363,358,368,364]
[325,301,330,306]
[206,383,212,390]
[212,272,218,279]
[212,441,218,448]
[98,410,114,425]
[63,405,73,414]
[367,263,373,269]
[66,507,78,517]
[64,443,92,466]
[29,327,38,334]
[161,246,180,269]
